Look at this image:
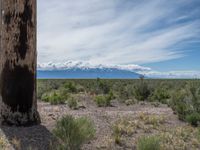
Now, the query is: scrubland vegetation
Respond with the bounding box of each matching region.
[38,79,200,126]
[1,79,200,149]
[36,79,200,149]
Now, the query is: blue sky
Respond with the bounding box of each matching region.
[37,0,200,77]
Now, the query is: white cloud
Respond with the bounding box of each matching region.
[37,0,200,65]
[138,70,200,79]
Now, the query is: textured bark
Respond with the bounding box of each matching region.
[0,0,40,126]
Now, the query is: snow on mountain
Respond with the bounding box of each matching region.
[37,61,151,72]
[37,61,199,79]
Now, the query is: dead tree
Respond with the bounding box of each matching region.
[0,0,40,126]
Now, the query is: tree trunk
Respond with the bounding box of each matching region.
[0,0,40,126]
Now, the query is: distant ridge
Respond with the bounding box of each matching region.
[37,68,142,79]
[37,61,151,71]
[37,61,149,79]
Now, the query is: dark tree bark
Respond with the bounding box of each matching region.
[0,0,40,126]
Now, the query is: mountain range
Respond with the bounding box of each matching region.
[37,61,149,79]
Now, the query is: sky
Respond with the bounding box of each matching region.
[37,0,200,77]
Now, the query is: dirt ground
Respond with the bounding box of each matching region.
[0,94,186,150]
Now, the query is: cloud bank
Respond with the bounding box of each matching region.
[139,70,200,79]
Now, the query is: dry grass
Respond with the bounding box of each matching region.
[0,134,12,150]
[159,126,200,150]
[11,137,21,150]
[112,112,200,149]
[0,136,7,149]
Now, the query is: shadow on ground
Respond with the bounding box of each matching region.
[0,125,56,150]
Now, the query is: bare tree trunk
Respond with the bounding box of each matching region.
[0,0,40,126]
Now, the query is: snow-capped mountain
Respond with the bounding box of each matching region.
[37,61,149,79]
[37,61,151,72]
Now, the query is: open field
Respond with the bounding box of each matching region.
[1,79,200,150]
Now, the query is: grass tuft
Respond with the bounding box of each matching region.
[52,115,96,150]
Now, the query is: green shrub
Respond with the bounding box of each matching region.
[64,82,77,93]
[37,80,61,99]
[41,91,66,105]
[150,88,170,104]
[186,112,200,127]
[41,93,49,102]
[49,92,65,105]
[118,85,134,102]
[118,87,129,101]
[76,85,85,93]
[134,80,151,101]
[53,115,95,150]
[68,97,78,110]
[94,95,109,107]
[37,83,47,99]
[137,136,161,150]
[170,89,192,120]
[188,84,200,113]
[96,78,110,94]
[94,92,114,107]
[106,91,115,101]
[59,88,70,100]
